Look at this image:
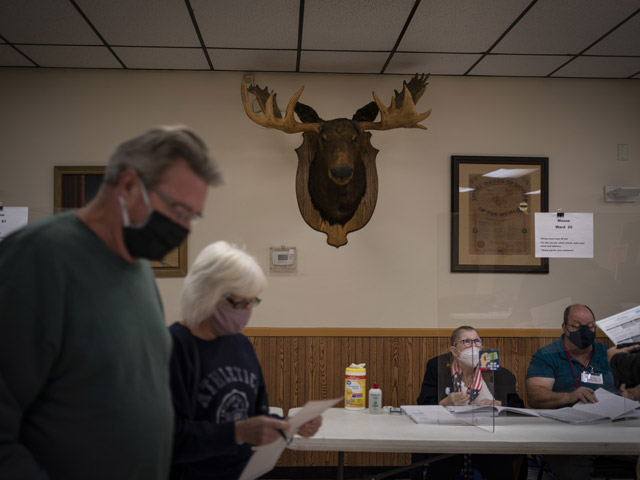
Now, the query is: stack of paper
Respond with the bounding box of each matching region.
[538,388,640,425]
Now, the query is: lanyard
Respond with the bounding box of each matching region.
[562,340,594,388]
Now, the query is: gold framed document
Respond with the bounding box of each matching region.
[451,156,549,273]
[53,166,188,277]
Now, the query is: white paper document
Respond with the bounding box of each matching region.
[239,397,342,480]
[538,388,640,424]
[0,207,28,242]
[238,437,287,480]
[534,212,593,258]
[596,305,640,345]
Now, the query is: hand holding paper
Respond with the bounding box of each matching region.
[234,415,289,446]
[239,397,342,480]
[295,415,323,437]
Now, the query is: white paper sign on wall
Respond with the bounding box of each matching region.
[534,212,593,258]
[0,207,29,242]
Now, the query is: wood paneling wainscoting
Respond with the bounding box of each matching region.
[244,328,612,468]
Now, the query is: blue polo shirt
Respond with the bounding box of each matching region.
[526,337,616,397]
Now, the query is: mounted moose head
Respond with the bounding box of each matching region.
[241,74,431,247]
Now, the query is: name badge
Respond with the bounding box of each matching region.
[581,371,603,384]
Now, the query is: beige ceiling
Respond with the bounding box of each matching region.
[1,0,639,79]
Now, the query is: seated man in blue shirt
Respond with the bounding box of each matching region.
[526,304,637,479]
[527,304,615,408]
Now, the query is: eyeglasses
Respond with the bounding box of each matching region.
[224,296,262,310]
[565,323,596,333]
[456,338,483,348]
[149,185,202,223]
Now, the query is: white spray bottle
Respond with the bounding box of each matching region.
[369,382,382,414]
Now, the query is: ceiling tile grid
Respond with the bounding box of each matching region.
[470,54,571,77]
[77,0,200,47]
[386,52,481,76]
[585,13,640,56]
[302,0,414,51]
[0,1,637,79]
[300,50,390,73]
[209,48,297,72]
[0,45,34,67]
[18,45,121,69]
[398,0,531,52]
[192,0,300,50]
[0,0,100,45]
[553,55,640,78]
[493,0,640,54]
[113,47,209,70]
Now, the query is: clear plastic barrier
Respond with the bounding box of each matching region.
[438,210,640,433]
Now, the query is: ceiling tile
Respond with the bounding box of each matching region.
[470,54,571,77]
[0,45,34,66]
[399,0,530,52]
[386,52,480,75]
[300,51,388,73]
[113,47,209,69]
[0,0,100,44]
[76,0,199,47]
[586,12,640,56]
[209,49,297,71]
[494,0,640,54]
[552,56,640,78]
[18,45,122,68]
[192,0,299,49]
[303,0,414,51]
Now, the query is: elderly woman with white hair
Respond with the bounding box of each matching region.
[168,241,321,480]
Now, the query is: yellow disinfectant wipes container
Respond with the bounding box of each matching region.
[345,363,366,410]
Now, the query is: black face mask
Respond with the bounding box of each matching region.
[123,210,188,260]
[567,326,596,349]
[119,183,189,261]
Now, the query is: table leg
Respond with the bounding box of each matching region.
[337,451,344,480]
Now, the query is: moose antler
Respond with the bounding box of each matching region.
[241,76,320,134]
[357,82,431,131]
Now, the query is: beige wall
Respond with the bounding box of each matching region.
[1,69,638,329]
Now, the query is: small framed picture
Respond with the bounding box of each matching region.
[53,166,188,277]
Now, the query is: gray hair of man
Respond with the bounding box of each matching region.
[180,241,267,328]
[103,125,225,187]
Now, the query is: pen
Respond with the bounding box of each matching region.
[277,429,292,445]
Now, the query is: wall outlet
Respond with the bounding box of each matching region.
[617,144,628,162]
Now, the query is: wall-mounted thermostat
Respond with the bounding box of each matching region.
[269,246,296,273]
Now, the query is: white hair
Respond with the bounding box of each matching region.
[180,241,266,328]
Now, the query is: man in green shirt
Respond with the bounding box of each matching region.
[0,126,224,480]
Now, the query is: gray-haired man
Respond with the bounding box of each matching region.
[0,126,224,480]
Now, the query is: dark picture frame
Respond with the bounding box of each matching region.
[451,156,549,273]
[53,166,188,278]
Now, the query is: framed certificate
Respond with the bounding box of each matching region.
[451,156,549,273]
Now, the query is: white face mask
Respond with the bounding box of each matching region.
[456,347,480,368]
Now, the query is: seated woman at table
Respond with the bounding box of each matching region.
[168,241,322,480]
[412,325,524,480]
